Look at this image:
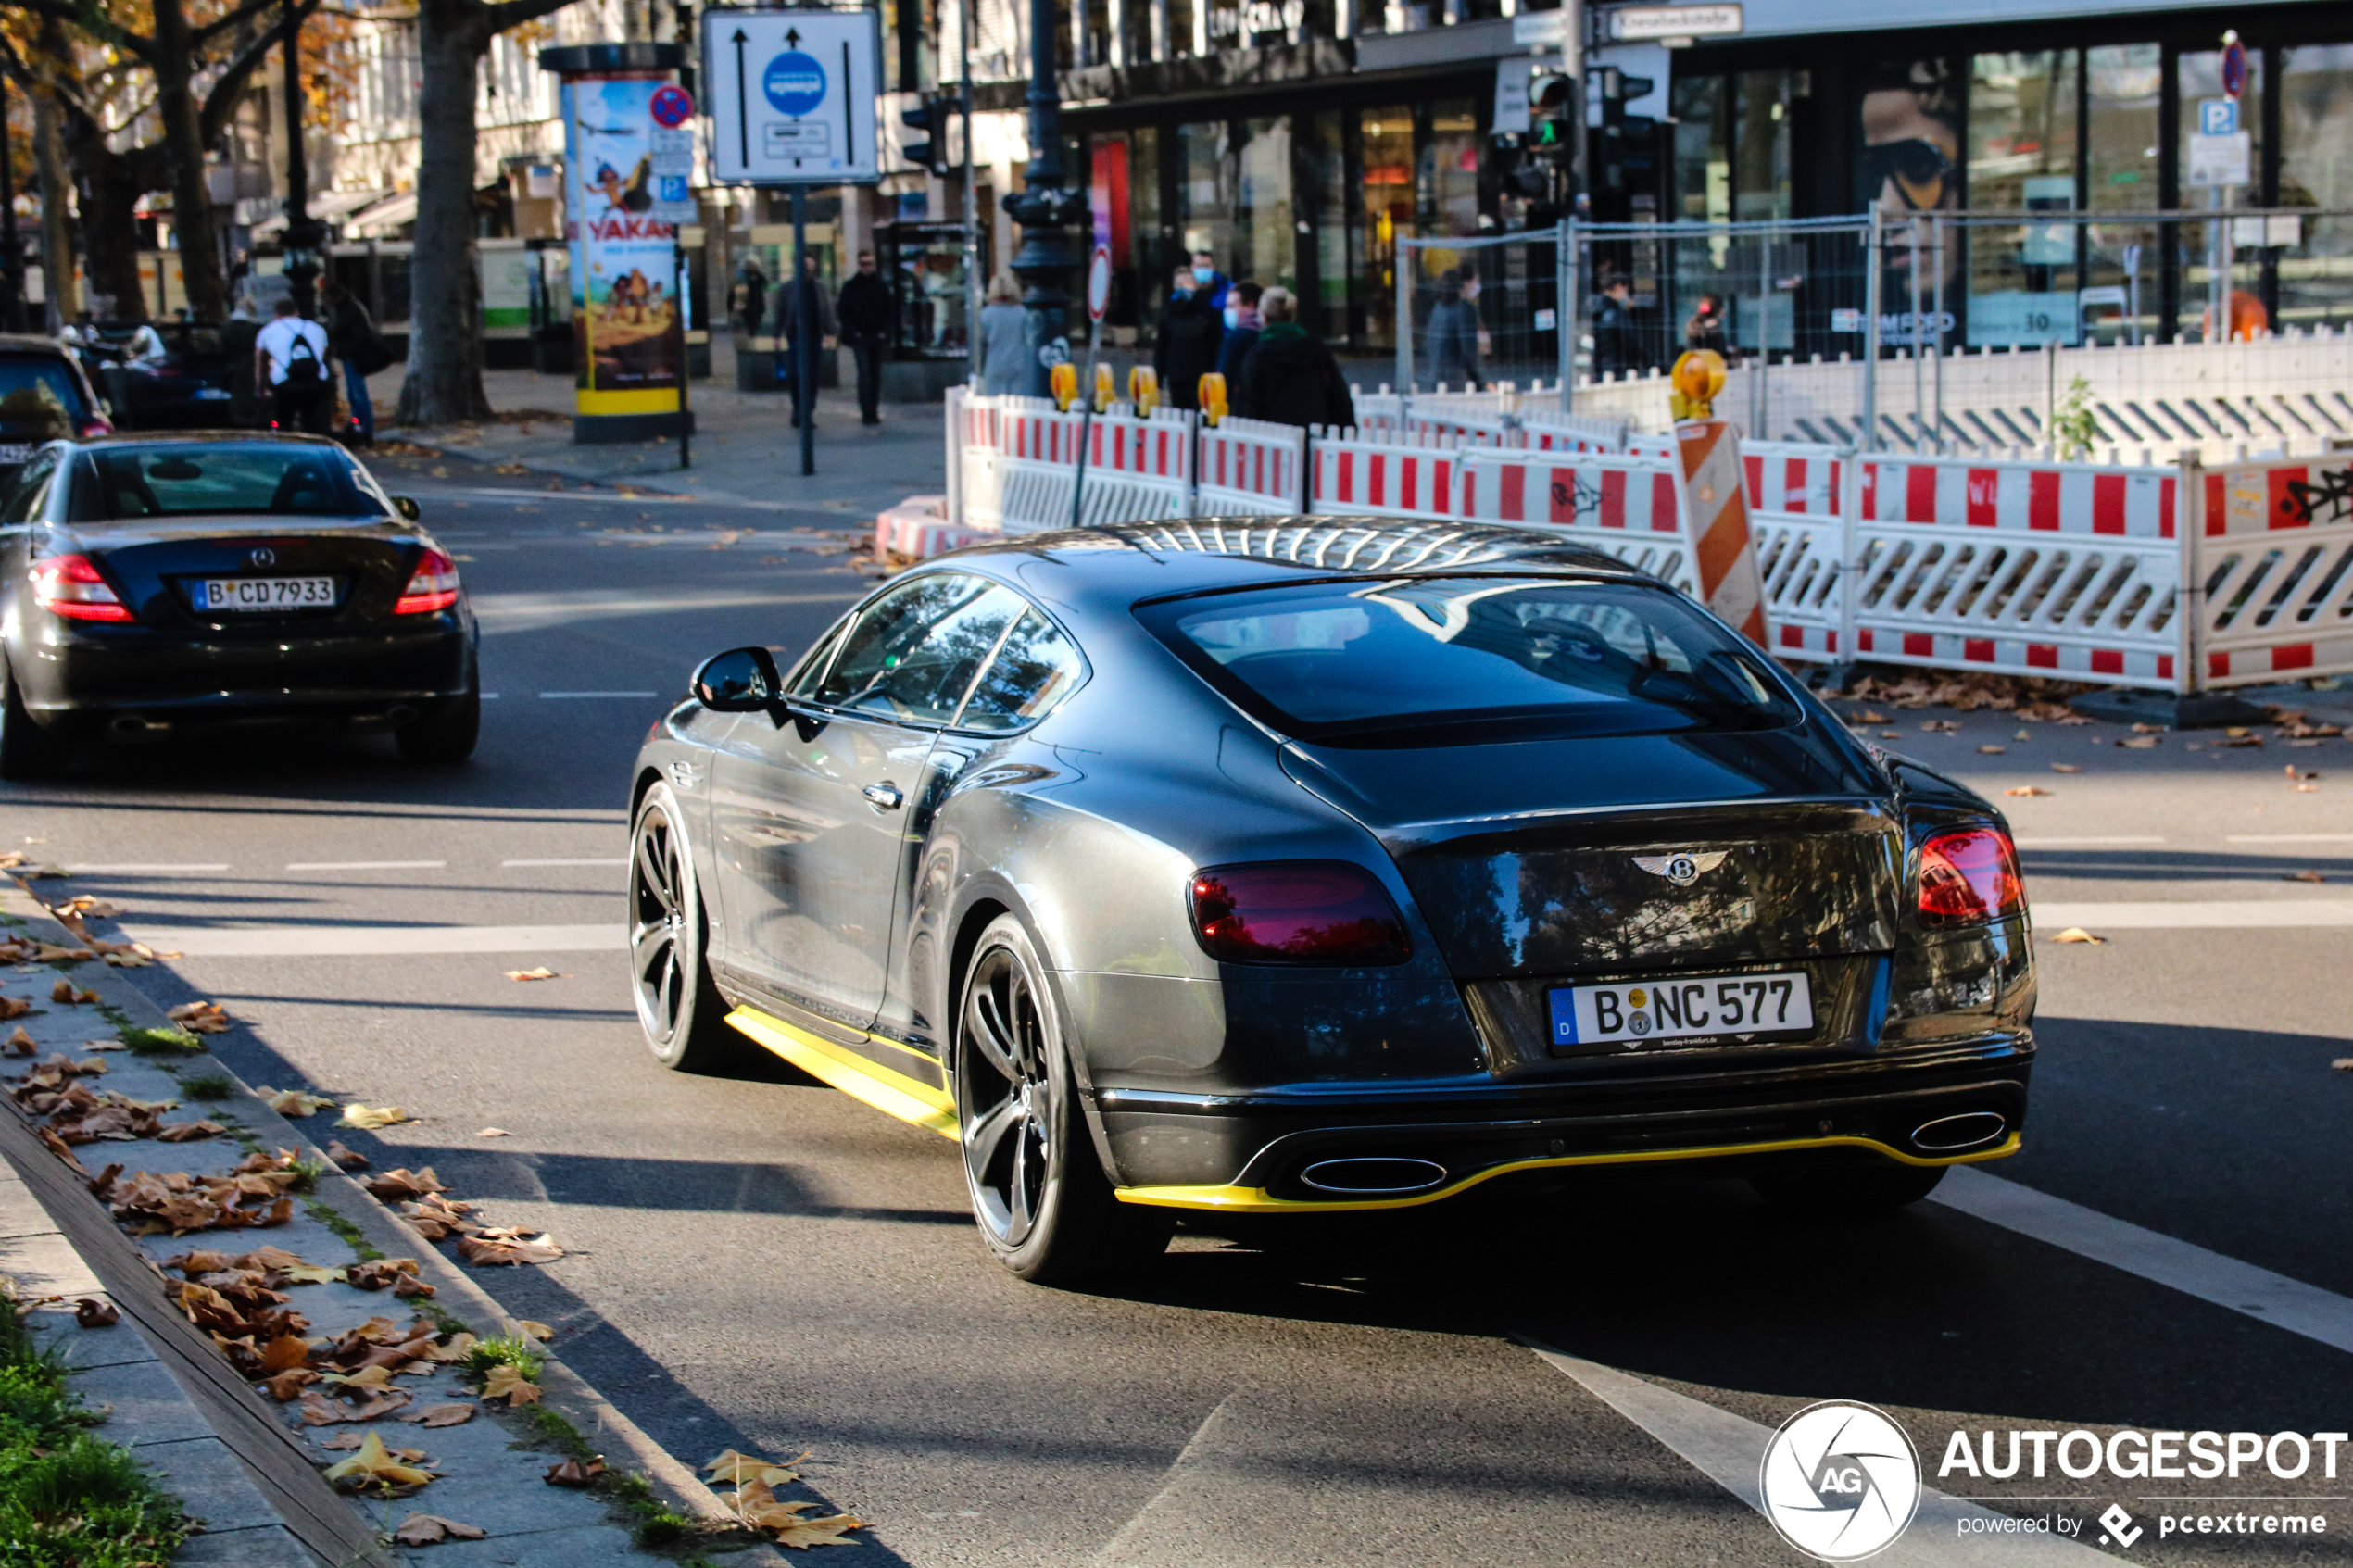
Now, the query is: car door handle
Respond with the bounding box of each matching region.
[862,782,904,811]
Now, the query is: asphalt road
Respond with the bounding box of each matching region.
[8,446,2353,1567]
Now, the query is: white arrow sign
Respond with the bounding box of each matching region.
[704,8,881,185]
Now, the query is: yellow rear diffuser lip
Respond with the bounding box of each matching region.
[1113,1131,2021,1212]
[725,1007,958,1139]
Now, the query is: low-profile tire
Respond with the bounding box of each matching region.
[955,913,1174,1284]
[1750,1160,1947,1213]
[0,662,67,782]
[397,678,480,763]
[629,782,736,1071]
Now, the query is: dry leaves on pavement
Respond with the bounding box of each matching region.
[2119,735,2158,749]
[2052,928,2106,945]
[323,1431,437,1495]
[340,1103,414,1129]
[2051,763,2082,773]
[393,1514,486,1546]
[399,1194,483,1238]
[504,967,561,982]
[2287,870,2329,884]
[2004,786,2051,797]
[346,1258,436,1298]
[479,1364,541,1407]
[3,1025,31,1055]
[543,1458,605,1487]
[457,1227,565,1266]
[91,1160,296,1236]
[167,1001,233,1033]
[706,1450,870,1549]
[74,1298,118,1327]
[1978,745,2006,755]
[254,1087,337,1117]
[397,1403,477,1428]
[365,1168,446,1201]
[324,1139,370,1170]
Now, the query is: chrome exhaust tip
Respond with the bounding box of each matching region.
[1298,1157,1449,1196]
[1911,1111,2007,1153]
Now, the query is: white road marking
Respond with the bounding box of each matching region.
[1933,1167,2353,1356]
[1520,1338,2107,1564]
[2031,899,2353,928]
[118,923,623,957]
[2012,836,2166,847]
[472,587,859,635]
[2227,834,2353,843]
[538,691,659,699]
[283,860,448,872]
[1090,1393,1245,1568]
[63,863,230,872]
[502,858,628,867]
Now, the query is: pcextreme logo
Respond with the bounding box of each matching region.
[1760,1401,1922,1562]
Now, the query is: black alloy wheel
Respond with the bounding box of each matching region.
[629,783,733,1070]
[955,913,1172,1282]
[0,660,67,781]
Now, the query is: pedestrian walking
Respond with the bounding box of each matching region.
[321,277,388,445]
[1235,286,1354,430]
[1214,281,1263,385]
[221,296,262,428]
[782,252,833,429]
[1152,269,1224,411]
[1425,268,1483,389]
[1685,293,1731,362]
[254,296,330,434]
[1189,249,1232,314]
[737,259,768,339]
[1592,276,1641,379]
[837,248,894,426]
[975,271,1028,396]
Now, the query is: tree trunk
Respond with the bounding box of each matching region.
[57,113,150,322]
[148,0,227,323]
[394,6,492,426]
[29,87,82,328]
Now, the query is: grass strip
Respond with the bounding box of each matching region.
[0,1286,190,1566]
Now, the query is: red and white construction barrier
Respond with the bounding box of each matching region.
[1197,417,1308,515]
[1309,431,1468,521]
[2194,453,2353,686]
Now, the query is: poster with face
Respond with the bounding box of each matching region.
[562,75,698,404]
[1856,59,1963,345]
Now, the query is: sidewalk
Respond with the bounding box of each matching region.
[365,332,946,521]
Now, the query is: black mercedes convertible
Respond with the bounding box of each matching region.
[629,520,2034,1282]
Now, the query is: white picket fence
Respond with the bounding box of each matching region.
[938,385,2353,695]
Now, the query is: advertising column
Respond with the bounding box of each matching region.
[539,43,697,444]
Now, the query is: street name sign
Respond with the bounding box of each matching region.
[704,7,881,185]
[1608,4,1742,41]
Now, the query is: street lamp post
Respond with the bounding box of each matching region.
[998,0,1087,396]
[282,11,327,317]
[0,75,22,332]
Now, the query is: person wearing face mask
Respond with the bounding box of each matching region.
[1189,249,1231,314]
[1425,268,1483,390]
[1214,281,1263,386]
[1152,268,1224,410]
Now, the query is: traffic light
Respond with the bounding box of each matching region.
[900,94,947,173]
[1590,68,1657,194]
[1529,72,1578,159]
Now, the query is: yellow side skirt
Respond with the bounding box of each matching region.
[725,1007,959,1140]
[1113,1131,2022,1213]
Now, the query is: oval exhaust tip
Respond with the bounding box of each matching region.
[1298,1157,1448,1196]
[1912,1111,2007,1153]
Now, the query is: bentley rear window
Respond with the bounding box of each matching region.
[1142,577,1800,741]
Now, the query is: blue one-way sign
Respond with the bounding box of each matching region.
[705,8,879,185]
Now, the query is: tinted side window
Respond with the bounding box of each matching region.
[786,612,856,698]
[816,574,1026,725]
[0,452,59,525]
[957,610,1087,732]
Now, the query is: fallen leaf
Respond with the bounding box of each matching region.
[2003,786,2051,797]
[480,1364,542,1406]
[278,1263,345,1286]
[2052,927,2106,945]
[1919,720,1960,733]
[319,1429,367,1451]
[0,997,28,1020]
[2012,730,2032,742]
[74,1298,118,1327]
[323,1431,436,1493]
[393,1513,486,1546]
[364,1168,445,1201]
[5,1025,31,1055]
[1879,729,1900,739]
[167,1000,232,1033]
[2215,733,2264,748]
[324,1139,370,1171]
[340,1104,413,1129]
[2297,783,2322,792]
[398,1403,478,1428]
[2132,721,2166,734]
[263,1368,320,1400]
[260,1333,314,1374]
[321,1364,397,1390]
[2334,1059,2353,1073]
[2050,763,2082,773]
[767,1512,869,1549]
[2119,735,2158,748]
[504,967,561,982]
[516,1320,552,1341]
[255,1087,336,1117]
[457,1230,564,1266]
[156,1120,224,1143]
[544,1458,605,1487]
[1978,745,2007,755]
[477,1127,510,1137]
[2286,870,2328,884]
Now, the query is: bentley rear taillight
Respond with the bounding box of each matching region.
[31,555,132,622]
[1917,829,2024,928]
[395,547,459,614]
[1188,861,1412,965]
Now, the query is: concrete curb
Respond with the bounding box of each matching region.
[0,880,789,1568]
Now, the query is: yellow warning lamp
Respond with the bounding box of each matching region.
[1669,349,1726,419]
[1198,371,1228,426]
[1050,360,1079,411]
[1093,362,1115,413]
[1129,366,1160,413]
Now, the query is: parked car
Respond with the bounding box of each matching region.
[95,321,238,430]
[0,433,476,774]
[629,521,2035,1282]
[0,335,110,491]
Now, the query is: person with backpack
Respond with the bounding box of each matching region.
[321,278,389,444]
[255,296,331,434]
[1236,286,1354,430]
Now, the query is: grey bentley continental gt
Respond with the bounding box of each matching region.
[628,519,2034,1282]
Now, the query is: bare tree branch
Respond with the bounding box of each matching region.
[190,0,304,48]
[195,0,315,145]
[9,0,156,63]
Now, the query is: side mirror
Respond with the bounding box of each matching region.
[390,495,422,521]
[691,646,783,712]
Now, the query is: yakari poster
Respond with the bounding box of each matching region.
[563,76,698,404]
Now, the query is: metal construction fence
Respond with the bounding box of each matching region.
[943,386,2353,696]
